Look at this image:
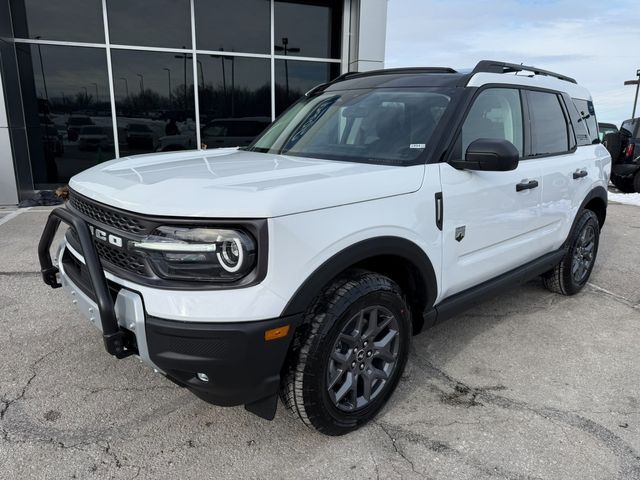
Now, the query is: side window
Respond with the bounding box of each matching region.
[564,96,591,146]
[528,91,570,155]
[459,88,523,158]
[572,98,598,143]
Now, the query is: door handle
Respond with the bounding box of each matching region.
[573,169,588,179]
[516,180,539,192]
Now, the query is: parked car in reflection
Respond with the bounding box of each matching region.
[67,115,95,142]
[155,117,271,152]
[202,117,271,148]
[78,126,113,151]
[41,124,64,157]
[125,123,157,149]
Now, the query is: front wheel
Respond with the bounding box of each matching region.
[281,270,411,435]
[542,209,600,295]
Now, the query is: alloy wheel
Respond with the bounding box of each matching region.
[326,306,400,412]
[572,224,596,283]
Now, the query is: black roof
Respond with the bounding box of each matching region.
[313,60,576,94]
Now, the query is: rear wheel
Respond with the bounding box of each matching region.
[280,270,411,435]
[542,210,600,295]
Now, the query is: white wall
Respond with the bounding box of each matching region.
[348,0,388,72]
[0,72,19,205]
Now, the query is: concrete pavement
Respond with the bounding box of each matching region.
[0,203,638,479]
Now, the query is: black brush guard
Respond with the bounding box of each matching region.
[38,207,132,358]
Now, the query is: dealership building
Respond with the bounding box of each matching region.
[0,0,387,204]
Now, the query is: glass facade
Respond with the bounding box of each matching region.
[12,0,343,188]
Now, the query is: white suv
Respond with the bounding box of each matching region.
[39,61,611,435]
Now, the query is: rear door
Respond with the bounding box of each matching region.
[532,91,599,250]
[439,87,547,298]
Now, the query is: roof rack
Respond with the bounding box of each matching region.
[306,67,460,95]
[471,60,577,84]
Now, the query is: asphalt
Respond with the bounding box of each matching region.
[0,202,638,480]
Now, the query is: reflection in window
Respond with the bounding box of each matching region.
[275,59,339,115]
[194,0,270,54]
[107,0,191,49]
[198,55,271,148]
[529,91,569,155]
[11,0,104,43]
[274,0,342,59]
[461,88,523,157]
[111,50,196,155]
[16,43,112,186]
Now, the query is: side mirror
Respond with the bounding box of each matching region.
[450,138,519,172]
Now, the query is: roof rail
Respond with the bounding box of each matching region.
[306,67,459,95]
[471,60,577,84]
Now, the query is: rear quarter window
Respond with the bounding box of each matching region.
[572,98,599,144]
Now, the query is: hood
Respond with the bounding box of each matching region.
[69,148,425,218]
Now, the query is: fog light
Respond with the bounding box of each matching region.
[196,372,209,382]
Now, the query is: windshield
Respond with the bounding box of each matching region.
[248,87,455,165]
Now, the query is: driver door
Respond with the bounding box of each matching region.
[439,87,547,299]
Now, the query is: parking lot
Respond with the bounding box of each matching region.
[0,202,638,480]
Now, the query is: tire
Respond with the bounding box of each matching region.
[611,174,635,193]
[634,171,640,193]
[281,270,411,435]
[542,210,600,295]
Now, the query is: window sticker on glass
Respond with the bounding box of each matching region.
[410,143,426,149]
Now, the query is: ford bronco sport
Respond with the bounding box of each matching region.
[39,60,611,435]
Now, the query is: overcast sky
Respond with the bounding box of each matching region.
[385,0,640,125]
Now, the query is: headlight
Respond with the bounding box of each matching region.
[130,226,256,282]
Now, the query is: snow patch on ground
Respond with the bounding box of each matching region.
[608,192,640,207]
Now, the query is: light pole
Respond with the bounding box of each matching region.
[624,68,640,119]
[275,37,300,99]
[136,73,144,95]
[120,77,129,98]
[163,68,172,105]
[34,36,49,104]
[216,50,228,114]
[175,48,189,111]
[81,86,88,102]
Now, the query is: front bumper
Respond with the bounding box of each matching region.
[38,207,300,419]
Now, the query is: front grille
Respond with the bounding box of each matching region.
[62,249,122,302]
[69,194,146,234]
[94,242,148,276]
[66,223,151,278]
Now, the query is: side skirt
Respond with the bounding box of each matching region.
[423,248,565,327]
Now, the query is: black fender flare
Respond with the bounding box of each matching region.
[560,186,608,252]
[577,185,608,228]
[280,236,438,317]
